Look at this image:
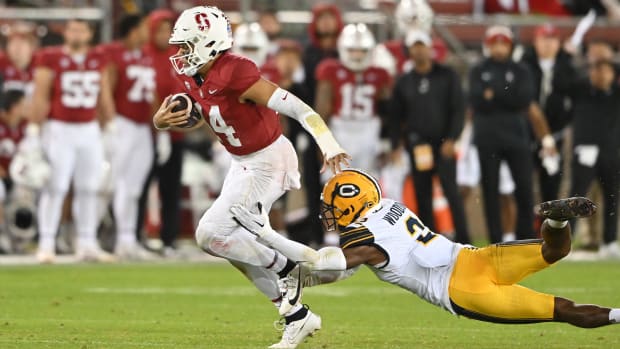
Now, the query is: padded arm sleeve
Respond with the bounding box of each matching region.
[259,227,347,271]
[267,87,345,159]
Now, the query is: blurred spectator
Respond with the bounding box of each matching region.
[100,14,157,260]
[31,19,115,263]
[0,21,37,96]
[301,3,343,246]
[142,9,185,256]
[0,89,27,253]
[520,24,578,202]
[469,25,537,243]
[390,30,470,243]
[258,9,282,56]
[232,23,269,67]
[569,57,620,259]
[475,0,570,15]
[564,0,620,20]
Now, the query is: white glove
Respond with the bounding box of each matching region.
[230,203,272,238]
[156,131,172,165]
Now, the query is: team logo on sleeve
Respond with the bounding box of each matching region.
[194,13,210,32]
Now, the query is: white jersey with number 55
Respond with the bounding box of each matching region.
[340,199,464,314]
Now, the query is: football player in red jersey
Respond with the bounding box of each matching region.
[99,14,157,260]
[315,23,391,177]
[0,21,37,96]
[152,6,350,349]
[30,19,115,263]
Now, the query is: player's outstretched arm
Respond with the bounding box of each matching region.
[152,95,205,132]
[240,78,351,174]
[230,203,368,273]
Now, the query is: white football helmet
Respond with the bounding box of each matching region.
[232,22,269,66]
[395,0,434,35]
[169,6,233,76]
[337,23,376,72]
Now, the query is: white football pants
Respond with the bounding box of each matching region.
[195,135,300,300]
[38,120,104,252]
[111,116,154,248]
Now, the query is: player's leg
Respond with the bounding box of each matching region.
[72,122,114,262]
[37,121,76,262]
[112,119,155,259]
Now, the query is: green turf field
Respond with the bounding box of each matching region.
[0,261,618,349]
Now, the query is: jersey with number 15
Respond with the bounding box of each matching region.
[33,46,106,122]
[176,52,282,156]
[315,59,391,121]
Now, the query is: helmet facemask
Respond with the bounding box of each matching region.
[169,40,213,76]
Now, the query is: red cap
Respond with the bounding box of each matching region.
[534,24,559,38]
[484,25,513,46]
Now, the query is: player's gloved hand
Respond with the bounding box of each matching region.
[230,202,273,238]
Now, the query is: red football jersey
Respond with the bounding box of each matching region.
[259,60,281,85]
[315,59,391,120]
[175,52,282,156]
[0,52,34,95]
[99,42,155,123]
[0,119,26,171]
[33,46,106,123]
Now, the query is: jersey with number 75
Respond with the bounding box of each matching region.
[33,46,106,122]
[175,52,282,156]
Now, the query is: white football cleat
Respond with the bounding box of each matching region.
[76,246,117,263]
[270,307,321,349]
[115,244,159,261]
[36,250,56,264]
[278,265,303,316]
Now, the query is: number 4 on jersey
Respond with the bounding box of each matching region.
[208,105,242,147]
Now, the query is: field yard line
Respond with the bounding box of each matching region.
[82,286,408,297]
[0,338,172,347]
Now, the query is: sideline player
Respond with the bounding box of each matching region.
[31,19,115,263]
[232,169,620,330]
[152,6,350,349]
[99,14,157,259]
[315,23,391,177]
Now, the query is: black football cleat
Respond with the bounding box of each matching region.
[535,197,597,221]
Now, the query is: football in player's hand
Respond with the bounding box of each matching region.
[169,93,203,128]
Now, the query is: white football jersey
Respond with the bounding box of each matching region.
[339,199,464,314]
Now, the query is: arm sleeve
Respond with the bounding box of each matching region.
[267,87,344,158]
[446,70,466,140]
[258,227,347,271]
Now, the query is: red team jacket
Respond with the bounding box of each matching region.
[315,58,391,120]
[99,42,155,124]
[176,52,282,156]
[0,53,33,95]
[33,46,106,123]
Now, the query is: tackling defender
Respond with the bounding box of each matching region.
[152,6,350,349]
[232,169,620,339]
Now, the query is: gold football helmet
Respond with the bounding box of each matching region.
[319,169,382,231]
